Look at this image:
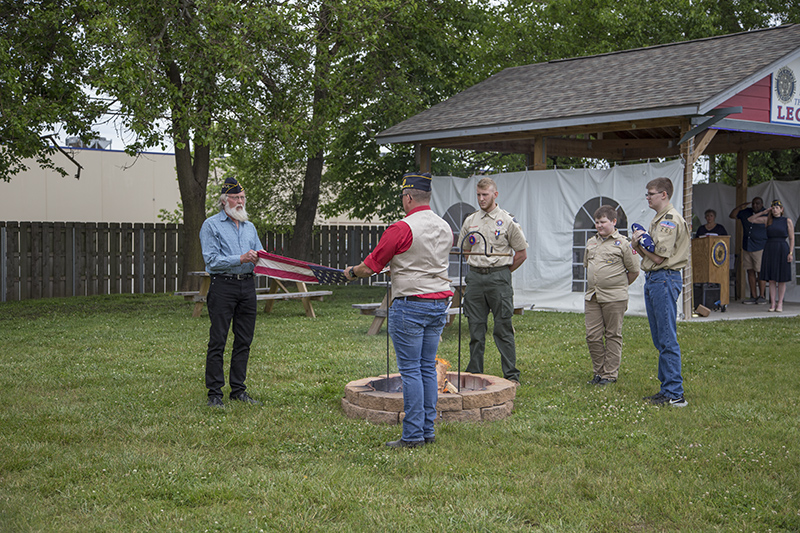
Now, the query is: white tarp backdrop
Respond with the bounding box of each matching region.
[432,160,799,317]
[431,160,686,317]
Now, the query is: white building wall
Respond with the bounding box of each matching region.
[1,148,181,223]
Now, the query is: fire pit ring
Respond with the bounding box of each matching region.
[342,372,516,424]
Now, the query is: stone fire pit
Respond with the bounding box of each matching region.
[342,372,516,424]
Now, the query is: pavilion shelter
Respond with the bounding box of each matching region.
[376,24,800,319]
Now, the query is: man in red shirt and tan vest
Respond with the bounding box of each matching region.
[345,172,453,448]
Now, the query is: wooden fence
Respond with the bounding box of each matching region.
[0,222,387,302]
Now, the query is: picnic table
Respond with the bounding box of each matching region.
[353,278,471,335]
[352,282,392,335]
[182,272,332,318]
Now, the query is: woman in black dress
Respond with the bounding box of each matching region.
[748,200,795,312]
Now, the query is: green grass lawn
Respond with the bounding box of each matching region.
[0,287,798,532]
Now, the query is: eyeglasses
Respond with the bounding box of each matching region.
[645,191,663,198]
[228,195,246,203]
[400,193,410,199]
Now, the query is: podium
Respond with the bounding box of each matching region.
[692,235,730,308]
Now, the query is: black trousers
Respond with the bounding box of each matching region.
[205,276,257,398]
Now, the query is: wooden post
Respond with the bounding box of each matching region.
[680,121,694,320]
[734,151,748,300]
[532,137,547,170]
[416,143,432,173]
[679,125,718,319]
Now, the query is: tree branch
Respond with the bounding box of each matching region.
[41,135,83,180]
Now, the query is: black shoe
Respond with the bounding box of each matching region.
[230,392,261,405]
[587,375,602,385]
[643,391,665,401]
[598,378,617,385]
[207,397,224,408]
[424,436,435,444]
[385,438,425,448]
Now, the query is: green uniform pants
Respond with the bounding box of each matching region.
[463,267,520,381]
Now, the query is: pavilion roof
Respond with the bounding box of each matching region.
[377,24,800,156]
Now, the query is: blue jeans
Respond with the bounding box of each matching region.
[388,299,448,442]
[644,270,684,399]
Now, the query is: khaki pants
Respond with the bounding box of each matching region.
[584,296,627,379]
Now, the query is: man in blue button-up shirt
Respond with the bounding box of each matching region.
[199,177,264,408]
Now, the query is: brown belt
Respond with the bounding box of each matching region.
[394,296,450,303]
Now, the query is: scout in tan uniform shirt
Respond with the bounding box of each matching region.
[583,205,639,385]
[457,177,528,384]
[631,177,690,407]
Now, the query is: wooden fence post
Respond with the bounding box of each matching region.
[0,223,6,302]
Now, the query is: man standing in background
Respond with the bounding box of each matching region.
[458,178,528,386]
[632,177,690,407]
[729,197,767,304]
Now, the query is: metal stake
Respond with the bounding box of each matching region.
[456,230,492,392]
[385,278,390,390]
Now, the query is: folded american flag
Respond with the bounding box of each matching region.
[309,264,350,284]
[254,251,349,284]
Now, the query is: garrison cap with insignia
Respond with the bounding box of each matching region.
[401,172,432,192]
[221,176,243,195]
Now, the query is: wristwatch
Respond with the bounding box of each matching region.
[348,266,356,278]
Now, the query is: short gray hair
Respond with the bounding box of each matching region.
[407,189,431,203]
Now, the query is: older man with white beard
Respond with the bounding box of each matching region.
[199,177,264,407]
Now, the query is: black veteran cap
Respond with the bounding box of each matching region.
[221,177,243,195]
[401,172,432,192]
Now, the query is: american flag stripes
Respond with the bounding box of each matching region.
[254,251,349,284]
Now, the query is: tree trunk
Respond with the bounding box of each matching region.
[288,150,323,261]
[288,4,330,262]
[165,56,210,291]
[175,141,209,290]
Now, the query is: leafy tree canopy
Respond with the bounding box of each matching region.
[0,0,106,181]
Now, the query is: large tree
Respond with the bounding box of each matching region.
[5,0,798,267]
[86,0,285,288]
[0,0,106,181]
[492,0,787,65]
[227,0,495,249]
[232,0,800,234]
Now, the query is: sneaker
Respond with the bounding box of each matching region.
[755,297,767,305]
[587,375,602,385]
[742,297,758,305]
[598,378,617,385]
[643,391,665,401]
[230,392,262,405]
[669,396,688,407]
[207,397,224,408]
[650,394,688,407]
